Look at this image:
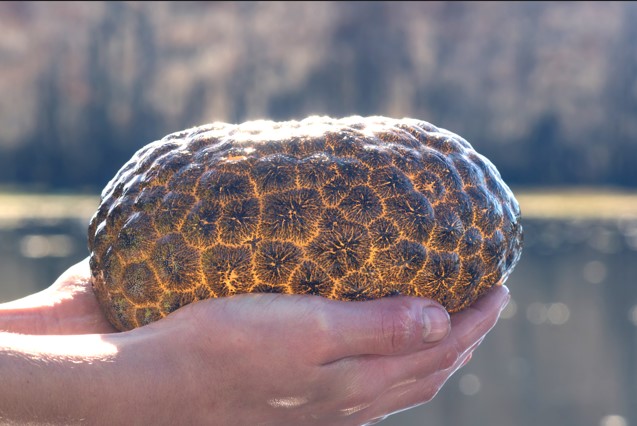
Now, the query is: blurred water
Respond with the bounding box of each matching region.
[0,216,636,426]
[0,217,89,302]
[386,218,637,426]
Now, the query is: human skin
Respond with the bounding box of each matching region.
[0,258,510,425]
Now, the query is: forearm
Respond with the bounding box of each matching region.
[0,332,122,424]
[0,327,196,425]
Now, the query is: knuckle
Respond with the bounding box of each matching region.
[305,310,335,360]
[420,386,441,403]
[422,371,457,403]
[380,304,416,354]
[364,415,388,425]
[438,345,460,370]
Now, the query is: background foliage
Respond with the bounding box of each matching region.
[0,1,635,191]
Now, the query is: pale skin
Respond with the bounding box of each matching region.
[0,258,510,425]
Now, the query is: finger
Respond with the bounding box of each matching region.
[399,285,508,381]
[359,342,477,423]
[363,415,388,425]
[376,287,509,383]
[320,285,508,363]
[351,286,509,422]
[316,296,451,363]
[163,292,449,369]
[459,352,473,368]
[341,286,508,393]
[448,285,510,350]
[374,333,485,389]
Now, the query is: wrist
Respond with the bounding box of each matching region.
[0,331,123,424]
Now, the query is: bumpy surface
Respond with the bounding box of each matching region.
[88,116,523,331]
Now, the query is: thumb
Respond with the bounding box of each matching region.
[161,293,450,364]
[315,296,451,363]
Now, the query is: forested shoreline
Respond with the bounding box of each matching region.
[0,2,635,190]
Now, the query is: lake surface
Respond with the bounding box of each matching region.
[0,193,636,426]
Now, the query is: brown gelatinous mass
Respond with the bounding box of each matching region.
[88,116,523,331]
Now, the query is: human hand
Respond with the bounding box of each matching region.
[0,260,508,425]
[109,284,509,425]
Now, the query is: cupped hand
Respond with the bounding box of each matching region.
[0,258,509,425]
[113,283,509,425]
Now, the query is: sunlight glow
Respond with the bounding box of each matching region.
[267,396,310,409]
[459,374,481,396]
[500,298,518,319]
[19,234,74,258]
[583,260,607,284]
[0,332,118,362]
[527,302,570,325]
[600,415,627,426]
[628,305,637,327]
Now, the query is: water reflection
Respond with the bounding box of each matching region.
[0,213,635,426]
[583,260,608,284]
[0,218,88,301]
[629,306,637,327]
[388,216,637,426]
[600,415,628,426]
[458,373,481,396]
[20,234,75,258]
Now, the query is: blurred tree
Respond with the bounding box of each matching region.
[604,2,637,187]
[0,1,634,191]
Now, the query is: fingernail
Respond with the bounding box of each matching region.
[460,353,473,368]
[465,336,485,355]
[422,305,450,343]
[499,289,511,314]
